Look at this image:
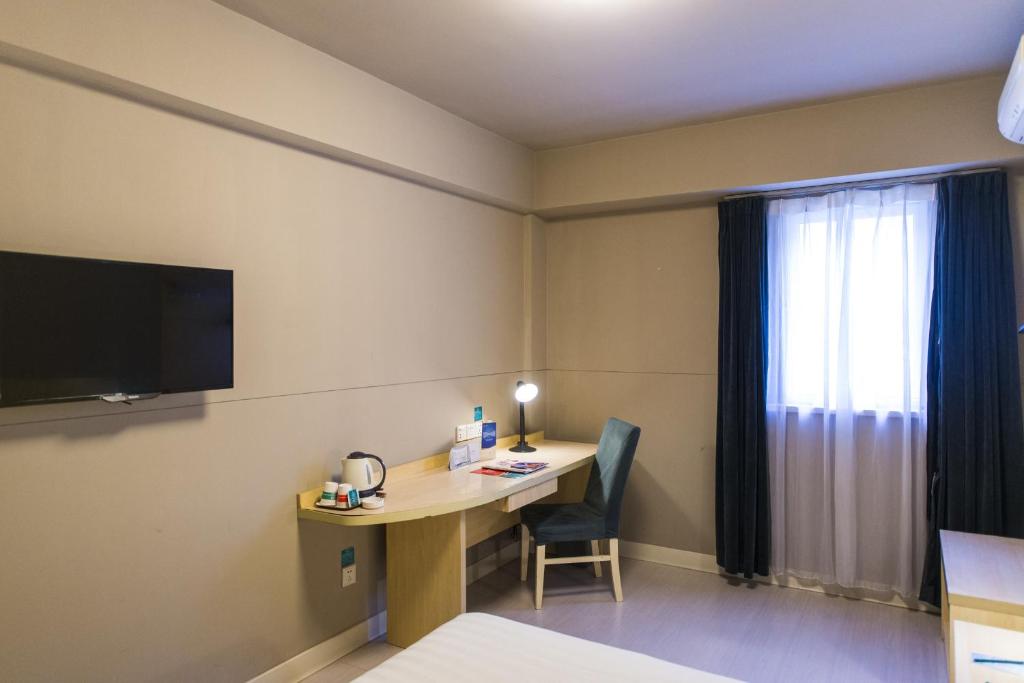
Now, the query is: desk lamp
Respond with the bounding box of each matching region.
[510,380,539,453]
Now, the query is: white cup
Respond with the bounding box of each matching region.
[338,484,353,509]
[321,481,339,506]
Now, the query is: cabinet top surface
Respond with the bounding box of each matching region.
[941,529,1024,614]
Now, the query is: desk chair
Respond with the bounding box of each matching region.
[519,417,641,609]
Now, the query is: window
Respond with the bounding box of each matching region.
[765,184,937,413]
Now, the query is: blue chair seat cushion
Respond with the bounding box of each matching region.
[520,502,609,546]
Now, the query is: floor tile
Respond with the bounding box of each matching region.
[300,658,365,683]
[341,638,403,672]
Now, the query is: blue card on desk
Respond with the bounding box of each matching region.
[482,421,497,448]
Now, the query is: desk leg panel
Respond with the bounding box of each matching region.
[385,511,466,648]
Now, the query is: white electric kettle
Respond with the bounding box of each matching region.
[342,451,386,498]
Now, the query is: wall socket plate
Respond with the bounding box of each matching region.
[456,421,483,442]
[342,565,356,588]
[340,546,356,588]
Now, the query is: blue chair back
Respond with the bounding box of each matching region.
[583,417,641,537]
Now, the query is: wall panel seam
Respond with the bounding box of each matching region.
[546,368,716,376]
[0,369,535,429]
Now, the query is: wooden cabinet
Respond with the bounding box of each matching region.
[941,530,1024,682]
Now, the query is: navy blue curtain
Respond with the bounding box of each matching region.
[715,196,771,578]
[920,171,1024,605]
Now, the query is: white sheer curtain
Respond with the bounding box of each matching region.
[766,183,936,599]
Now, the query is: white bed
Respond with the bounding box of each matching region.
[353,612,740,682]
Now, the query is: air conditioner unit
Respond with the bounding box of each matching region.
[998,35,1024,143]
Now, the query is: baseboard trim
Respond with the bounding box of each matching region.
[247,610,387,683]
[618,540,936,614]
[619,540,719,573]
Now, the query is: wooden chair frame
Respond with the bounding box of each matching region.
[519,523,623,609]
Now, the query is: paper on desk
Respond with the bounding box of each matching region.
[449,443,470,470]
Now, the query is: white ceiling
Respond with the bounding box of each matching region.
[214,0,1024,149]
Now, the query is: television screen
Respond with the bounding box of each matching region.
[0,251,233,406]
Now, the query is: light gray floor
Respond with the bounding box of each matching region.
[305,557,947,682]
[300,637,401,683]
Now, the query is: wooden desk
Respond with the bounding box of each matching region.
[941,530,1024,681]
[297,433,596,647]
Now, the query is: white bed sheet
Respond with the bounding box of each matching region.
[353,612,740,682]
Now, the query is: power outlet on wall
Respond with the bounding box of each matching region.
[341,546,356,588]
[342,565,356,588]
[456,422,483,442]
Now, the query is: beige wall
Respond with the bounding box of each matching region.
[0,51,539,683]
[523,214,548,372]
[0,0,532,210]
[535,77,1024,217]
[545,207,719,554]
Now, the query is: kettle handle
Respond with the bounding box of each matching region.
[364,453,386,490]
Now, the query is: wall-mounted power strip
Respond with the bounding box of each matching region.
[456,422,483,442]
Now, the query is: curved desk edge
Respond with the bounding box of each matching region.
[296,434,597,527]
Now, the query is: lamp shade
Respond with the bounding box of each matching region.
[514,381,539,403]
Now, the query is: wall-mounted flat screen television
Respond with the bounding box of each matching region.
[0,251,233,407]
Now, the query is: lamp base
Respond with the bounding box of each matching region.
[509,442,536,453]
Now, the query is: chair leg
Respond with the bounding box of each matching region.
[519,524,529,581]
[535,544,546,610]
[591,539,603,577]
[609,538,623,602]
